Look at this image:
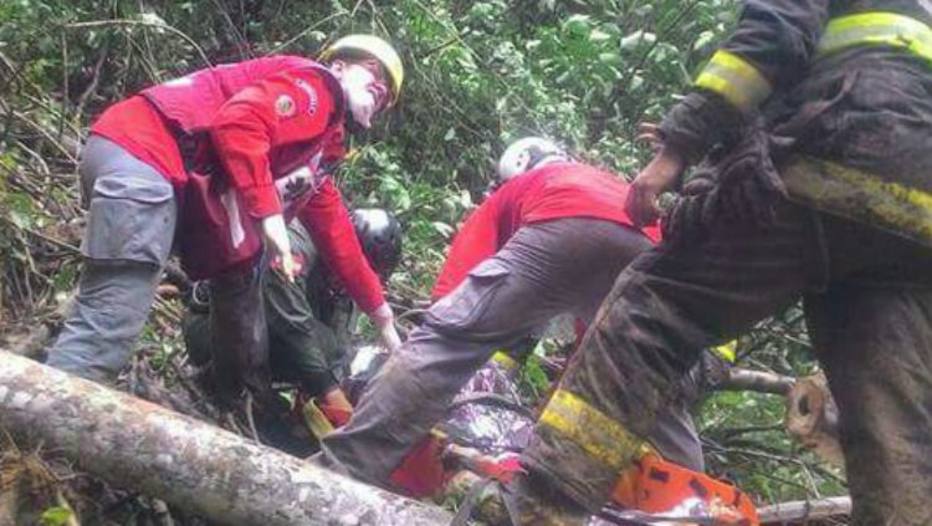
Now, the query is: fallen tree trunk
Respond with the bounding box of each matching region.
[758,496,851,524]
[0,350,451,525]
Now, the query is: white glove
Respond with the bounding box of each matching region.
[261,213,297,282]
[370,302,402,353]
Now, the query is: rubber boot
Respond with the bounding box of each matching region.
[388,431,450,498]
[302,399,335,439]
[301,387,355,440]
[318,387,353,427]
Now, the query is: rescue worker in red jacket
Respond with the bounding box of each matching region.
[45,35,405,409]
[320,138,711,499]
[505,2,932,525]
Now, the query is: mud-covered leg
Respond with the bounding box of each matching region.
[807,286,932,526]
[523,202,818,512]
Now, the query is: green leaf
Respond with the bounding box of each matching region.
[598,52,623,66]
[431,221,455,238]
[40,507,73,526]
[562,14,591,36]
[620,31,656,50]
[589,28,612,43]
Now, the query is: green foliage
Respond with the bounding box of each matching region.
[517,353,551,402]
[39,506,73,526]
[0,0,847,508]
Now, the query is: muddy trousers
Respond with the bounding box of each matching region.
[321,218,704,485]
[523,200,932,525]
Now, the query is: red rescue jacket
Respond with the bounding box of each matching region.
[89,56,385,313]
[431,162,661,300]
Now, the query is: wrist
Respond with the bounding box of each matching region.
[369,302,393,326]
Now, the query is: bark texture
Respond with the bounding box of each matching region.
[0,350,451,526]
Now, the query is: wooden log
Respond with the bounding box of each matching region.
[785,373,844,468]
[758,496,851,524]
[718,368,796,395]
[0,350,451,525]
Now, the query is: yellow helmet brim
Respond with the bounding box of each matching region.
[321,34,404,106]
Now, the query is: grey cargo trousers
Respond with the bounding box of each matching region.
[322,218,705,486]
[46,136,177,381]
[46,137,267,407]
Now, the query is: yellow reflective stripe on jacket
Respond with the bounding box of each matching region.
[818,12,932,64]
[491,350,520,371]
[782,157,932,248]
[538,389,651,471]
[694,50,773,112]
[712,340,737,363]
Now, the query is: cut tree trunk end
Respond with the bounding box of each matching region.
[785,372,844,468]
[0,350,451,526]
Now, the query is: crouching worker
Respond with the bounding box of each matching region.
[183,209,402,439]
[44,35,406,414]
[321,138,719,508]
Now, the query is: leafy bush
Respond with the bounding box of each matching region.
[0,0,840,507]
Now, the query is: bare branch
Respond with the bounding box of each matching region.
[63,20,213,70]
[758,496,851,524]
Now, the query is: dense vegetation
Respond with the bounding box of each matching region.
[0,0,845,520]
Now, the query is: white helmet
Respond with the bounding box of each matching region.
[497,137,568,182]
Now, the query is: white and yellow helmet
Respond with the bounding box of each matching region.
[320,34,404,106]
[497,137,568,182]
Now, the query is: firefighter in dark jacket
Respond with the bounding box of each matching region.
[507,1,932,525]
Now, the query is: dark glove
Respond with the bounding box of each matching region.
[713,130,789,227]
[661,167,717,246]
[661,130,790,246]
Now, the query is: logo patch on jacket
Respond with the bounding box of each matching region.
[294,79,319,115]
[275,94,296,117]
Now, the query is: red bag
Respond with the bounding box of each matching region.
[177,171,262,280]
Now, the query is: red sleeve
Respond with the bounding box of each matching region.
[297,177,385,314]
[321,124,347,170]
[210,69,335,219]
[431,194,505,301]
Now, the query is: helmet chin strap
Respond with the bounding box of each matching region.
[527,152,568,172]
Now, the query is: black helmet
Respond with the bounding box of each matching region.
[351,208,402,281]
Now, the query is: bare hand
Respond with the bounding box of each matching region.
[626,146,686,227]
[261,214,297,283]
[636,122,664,153]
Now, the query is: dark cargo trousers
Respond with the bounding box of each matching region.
[524,199,932,525]
[183,224,346,398]
[322,218,706,486]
